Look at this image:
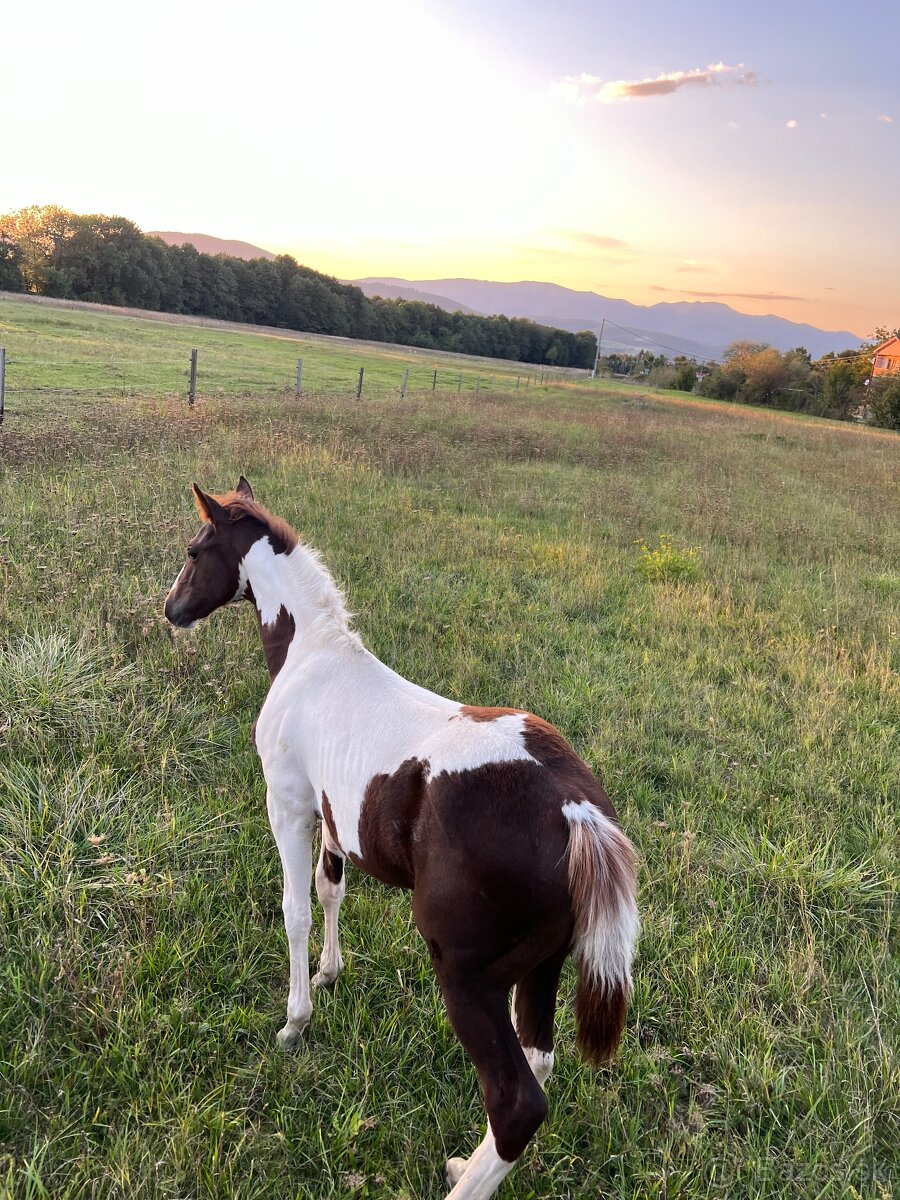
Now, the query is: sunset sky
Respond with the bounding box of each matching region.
[3,0,898,336]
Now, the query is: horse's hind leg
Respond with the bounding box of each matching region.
[312,826,345,989]
[512,946,567,1088]
[446,950,566,1188]
[439,975,548,1200]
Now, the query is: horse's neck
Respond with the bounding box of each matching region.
[246,537,460,780]
[242,537,357,670]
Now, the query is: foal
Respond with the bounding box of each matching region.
[164,478,639,1200]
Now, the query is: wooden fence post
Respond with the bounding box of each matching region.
[188,349,198,406]
[457,374,462,394]
[401,368,409,398]
[0,347,5,425]
[432,369,438,392]
[356,367,364,400]
[295,358,303,397]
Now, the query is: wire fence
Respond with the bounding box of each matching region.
[0,344,590,427]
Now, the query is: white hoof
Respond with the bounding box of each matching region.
[276,1020,308,1050]
[311,968,340,990]
[445,1157,468,1187]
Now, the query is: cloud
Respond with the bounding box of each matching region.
[551,72,603,106]
[877,114,894,123]
[566,230,629,251]
[651,286,806,301]
[786,119,798,129]
[592,62,756,102]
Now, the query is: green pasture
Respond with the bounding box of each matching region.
[0,301,897,1199]
[0,297,576,421]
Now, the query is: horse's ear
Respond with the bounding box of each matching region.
[235,476,254,500]
[192,483,227,525]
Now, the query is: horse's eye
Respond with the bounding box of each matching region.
[187,548,198,560]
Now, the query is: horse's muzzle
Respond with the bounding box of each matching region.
[164,595,196,629]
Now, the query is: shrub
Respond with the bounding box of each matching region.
[672,362,698,392]
[635,533,701,582]
[868,376,900,430]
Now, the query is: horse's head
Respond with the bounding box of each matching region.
[164,476,263,628]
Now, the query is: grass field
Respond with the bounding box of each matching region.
[0,299,898,1200]
[0,296,577,421]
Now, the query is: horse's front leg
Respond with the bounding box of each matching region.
[266,786,316,1050]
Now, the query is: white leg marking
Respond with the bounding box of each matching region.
[523,1047,554,1087]
[267,789,315,1049]
[312,833,345,989]
[446,1126,515,1199]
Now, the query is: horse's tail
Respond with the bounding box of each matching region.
[563,800,639,1065]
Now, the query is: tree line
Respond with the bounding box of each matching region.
[599,337,900,430]
[0,206,597,369]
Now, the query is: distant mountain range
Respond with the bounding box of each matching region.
[145,233,862,360]
[354,278,863,360]
[148,231,276,261]
[352,278,480,315]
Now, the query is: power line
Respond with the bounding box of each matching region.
[596,318,719,362]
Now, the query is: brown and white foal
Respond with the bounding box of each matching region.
[164,478,639,1200]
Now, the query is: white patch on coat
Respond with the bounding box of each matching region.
[561,800,639,992]
[234,559,250,603]
[167,563,186,595]
[240,538,291,625]
[425,713,538,780]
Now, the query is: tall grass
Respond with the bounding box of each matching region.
[0,327,897,1198]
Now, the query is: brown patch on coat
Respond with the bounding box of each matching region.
[257,605,296,680]
[211,492,299,555]
[409,758,576,985]
[323,848,344,885]
[458,705,523,722]
[354,758,428,889]
[321,792,342,853]
[521,714,618,822]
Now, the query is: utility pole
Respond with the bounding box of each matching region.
[591,318,605,379]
